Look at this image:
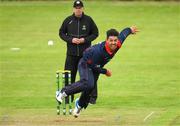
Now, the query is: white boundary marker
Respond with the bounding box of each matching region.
[10,48,20,51]
[143,111,155,122]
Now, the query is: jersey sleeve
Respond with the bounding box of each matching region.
[118,28,132,44]
[59,18,73,43]
[84,17,99,44]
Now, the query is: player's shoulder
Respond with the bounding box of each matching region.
[62,15,74,24]
[83,14,94,21]
[93,41,105,48]
[97,41,106,46]
[64,15,74,21]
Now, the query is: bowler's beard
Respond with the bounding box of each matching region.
[110,44,117,52]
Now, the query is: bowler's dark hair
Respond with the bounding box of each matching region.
[106,29,119,39]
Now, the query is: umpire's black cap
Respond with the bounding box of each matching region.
[73,0,84,8]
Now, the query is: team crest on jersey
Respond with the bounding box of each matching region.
[82,25,86,30]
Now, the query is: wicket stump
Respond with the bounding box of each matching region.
[56,70,72,115]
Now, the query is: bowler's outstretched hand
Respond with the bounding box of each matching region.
[130,26,139,34]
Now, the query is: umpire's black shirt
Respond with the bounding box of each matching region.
[59,13,99,56]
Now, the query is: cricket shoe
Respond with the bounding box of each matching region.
[55,91,67,103]
[73,98,82,118]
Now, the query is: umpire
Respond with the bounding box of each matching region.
[59,0,99,104]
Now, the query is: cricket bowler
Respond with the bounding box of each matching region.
[56,26,139,118]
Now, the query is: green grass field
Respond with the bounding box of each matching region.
[0,1,179,126]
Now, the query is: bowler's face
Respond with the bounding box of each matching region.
[107,36,118,51]
[73,7,83,17]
